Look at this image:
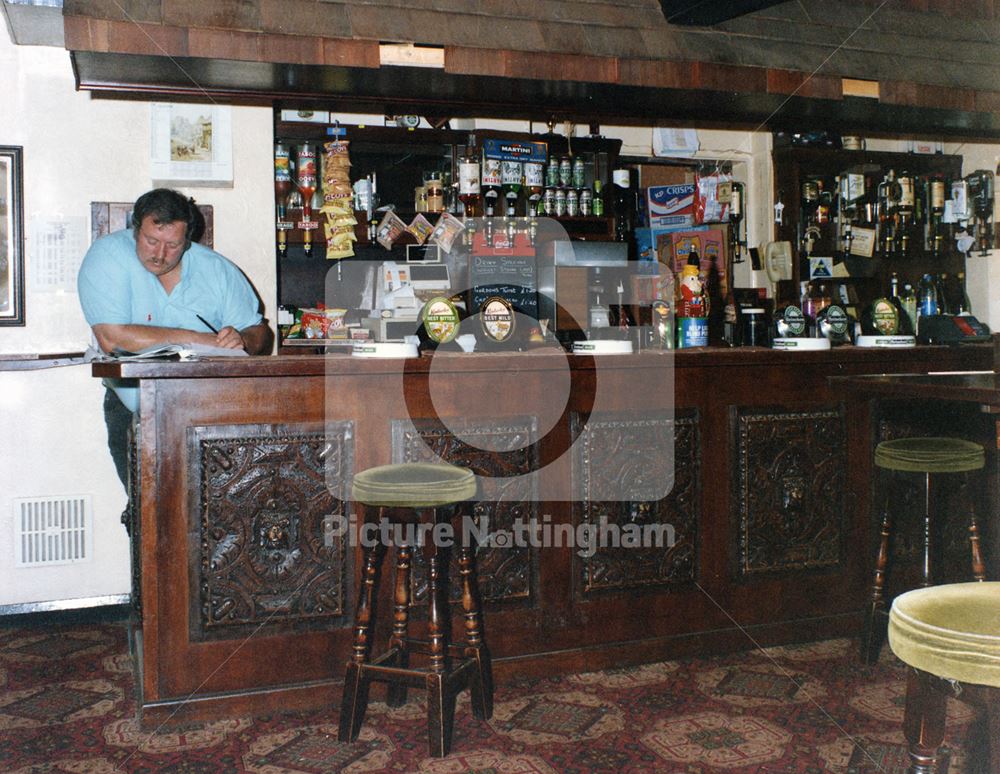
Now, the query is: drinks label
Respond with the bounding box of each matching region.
[579,188,593,216]
[482,158,501,187]
[545,163,559,187]
[898,177,915,207]
[543,188,556,215]
[930,180,945,210]
[572,157,586,189]
[820,305,849,337]
[775,305,806,337]
[275,150,291,182]
[566,189,579,217]
[524,162,544,187]
[480,297,515,343]
[422,296,461,344]
[500,160,523,186]
[555,189,567,216]
[872,298,900,335]
[844,173,864,202]
[458,162,480,195]
[482,138,547,163]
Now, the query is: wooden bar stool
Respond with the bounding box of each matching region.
[861,437,987,664]
[888,582,1000,773]
[338,462,493,758]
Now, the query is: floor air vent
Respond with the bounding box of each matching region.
[14,495,93,567]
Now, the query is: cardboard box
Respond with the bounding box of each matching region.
[647,184,696,229]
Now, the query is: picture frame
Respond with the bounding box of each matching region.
[0,146,25,326]
[150,103,233,187]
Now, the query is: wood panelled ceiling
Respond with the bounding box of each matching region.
[62,0,1000,138]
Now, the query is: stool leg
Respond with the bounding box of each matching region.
[861,477,894,664]
[459,541,493,720]
[903,668,947,774]
[425,508,455,757]
[385,542,412,708]
[339,513,386,744]
[967,472,987,582]
[921,472,933,588]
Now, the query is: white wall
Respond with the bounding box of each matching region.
[0,31,274,606]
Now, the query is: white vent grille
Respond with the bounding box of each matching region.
[14,496,93,567]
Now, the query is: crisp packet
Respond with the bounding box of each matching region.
[376,211,408,250]
[429,212,466,254]
[407,214,434,245]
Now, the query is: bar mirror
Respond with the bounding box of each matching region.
[0,146,25,326]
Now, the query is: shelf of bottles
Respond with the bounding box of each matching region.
[272,125,619,259]
[772,146,986,313]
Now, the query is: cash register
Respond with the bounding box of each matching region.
[362,259,453,341]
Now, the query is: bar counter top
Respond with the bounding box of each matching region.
[92,341,991,379]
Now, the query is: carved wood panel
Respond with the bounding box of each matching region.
[734,406,846,577]
[393,417,538,605]
[189,422,352,641]
[572,410,700,594]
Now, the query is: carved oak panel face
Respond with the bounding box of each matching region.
[393,417,537,604]
[573,410,699,594]
[734,406,845,576]
[189,423,352,640]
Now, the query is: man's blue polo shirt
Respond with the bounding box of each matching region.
[78,228,263,412]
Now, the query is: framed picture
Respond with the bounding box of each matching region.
[0,146,25,326]
[150,103,233,187]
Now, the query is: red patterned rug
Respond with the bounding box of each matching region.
[0,622,990,772]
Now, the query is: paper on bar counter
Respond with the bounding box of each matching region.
[106,342,250,361]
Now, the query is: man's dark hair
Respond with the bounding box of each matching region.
[131,188,201,248]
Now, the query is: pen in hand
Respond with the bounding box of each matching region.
[196,314,219,334]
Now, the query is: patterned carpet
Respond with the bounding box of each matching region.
[0,620,990,773]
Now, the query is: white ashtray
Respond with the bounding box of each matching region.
[771,337,831,351]
[573,340,634,355]
[855,335,916,348]
[351,342,420,359]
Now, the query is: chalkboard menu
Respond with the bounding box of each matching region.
[469,253,538,322]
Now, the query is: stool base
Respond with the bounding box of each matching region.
[339,643,493,757]
[901,668,1000,774]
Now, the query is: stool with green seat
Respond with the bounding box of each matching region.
[338,462,492,758]
[888,582,1000,773]
[861,437,987,664]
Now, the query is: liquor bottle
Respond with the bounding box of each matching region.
[481,156,502,218]
[501,159,523,217]
[900,283,918,332]
[897,171,915,256]
[274,143,292,258]
[954,271,972,315]
[457,134,481,219]
[612,169,632,242]
[524,160,544,217]
[936,272,950,315]
[929,175,946,255]
[296,143,318,257]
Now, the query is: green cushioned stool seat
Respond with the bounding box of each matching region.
[887,582,1000,771]
[874,437,985,474]
[889,582,1000,687]
[352,462,477,508]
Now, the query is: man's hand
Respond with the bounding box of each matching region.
[215,326,245,350]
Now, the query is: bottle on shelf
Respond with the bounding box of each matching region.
[928,175,946,256]
[481,155,502,218]
[524,160,544,217]
[953,271,972,315]
[612,168,632,243]
[917,273,939,323]
[900,282,918,332]
[897,171,915,256]
[457,134,481,219]
[936,272,950,315]
[501,159,523,218]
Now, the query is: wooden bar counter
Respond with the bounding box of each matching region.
[93,343,991,726]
